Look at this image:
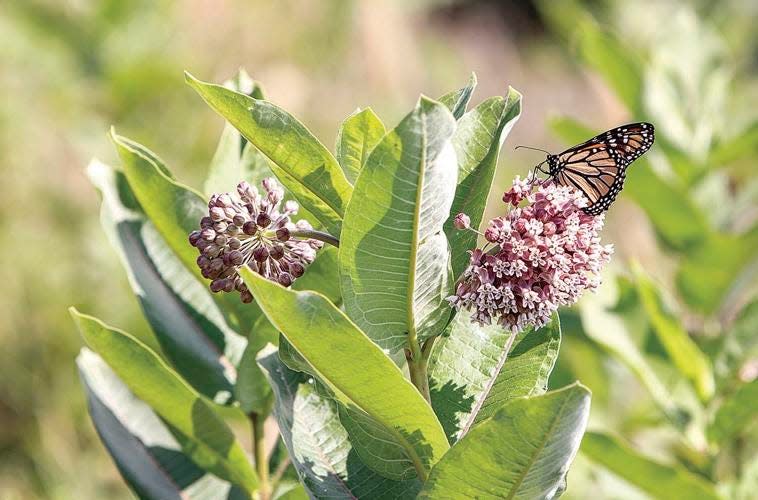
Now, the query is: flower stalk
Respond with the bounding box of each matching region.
[250,412,270,500]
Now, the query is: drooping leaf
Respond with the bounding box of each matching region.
[110,131,259,333]
[204,69,266,197]
[420,384,591,499]
[339,97,458,352]
[335,107,386,184]
[428,313,560,442]
[77,349,249,500]
[258,349,421,499]
[707,379,758,446]
[242,271,450,481]
[633,265,715,401]
[87,160,245,405]
[186,73,352,236]
[438,73,477,120]
[581,432,721,500]
[445,88,522,278]
[70,310,258,494]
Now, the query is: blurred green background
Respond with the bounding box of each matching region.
[1,0,756,498]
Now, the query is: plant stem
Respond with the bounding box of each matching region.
[289,229,340,248]
[250,412,270,500]
[406,338,432,404]
[270,456,292,491]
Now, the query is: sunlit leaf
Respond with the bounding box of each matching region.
[428,313,560,442]
[420,384,591,499]
[707,379,758,446]
[438,72,477,120]
[335,107,386,184]
[70,310,258,494]
[77,349,249,500]
[242,271,450,480]
[445,88,522,278]
[340,97,457,352]
[258,349,421,499]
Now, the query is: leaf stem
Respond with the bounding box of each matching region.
[289,229,340,248]
[406,339,432,404]
[250,412,270,500]
[269,455,292,492]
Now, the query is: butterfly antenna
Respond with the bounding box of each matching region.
[515,145,551,155]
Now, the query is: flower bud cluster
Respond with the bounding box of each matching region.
[189,178,323,302]
[449,175,613,332]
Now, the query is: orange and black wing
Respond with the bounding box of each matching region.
[553,122,654,214]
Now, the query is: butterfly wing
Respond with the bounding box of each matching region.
[553,122,654,214]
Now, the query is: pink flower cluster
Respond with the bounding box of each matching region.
[448,175,613,332]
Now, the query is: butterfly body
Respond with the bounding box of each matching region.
[539,122,655,215]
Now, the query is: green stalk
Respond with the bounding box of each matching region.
[250,412,270,500]
[406,337,434,404]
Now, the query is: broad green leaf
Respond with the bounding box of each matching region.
[438,72,477,120]
[110,131,259,333]
[581,432,720,500]
[445,88,522,278]
[339,97,458,352]
[291,245,341,304]
[186,73,352,236]
[242,271,450,480]
[709,120,758,166]
[335,107,386,184]
[88,160,245,404]
[429,313,560,442]
[77,349,249,500]
[204,69,265,197]
[676,230,758,314]
[579,286,688,428]
[707,379,758,445]
[633,265,715,401]
[258,349,421,499]
[575,18,644,112]
[549,117,708,251]
[70,310,258,493]
[420,384,591,499]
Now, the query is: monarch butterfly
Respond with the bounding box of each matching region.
[520,122,655,215]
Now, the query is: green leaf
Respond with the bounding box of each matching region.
[676,230,758,314]
[77,349,250,500]
[445,88,522,278]
[204,69,266,197]
[87,160,245,405]
[335,107,386,184]
[438,73,477,120]
[242,271,450,481]
[579,287,688,428]
[420,384,591,499]
[710,120,758,166]
[575,18,644,112]
[70,309,258,494]
[707,379,758,445]
[110,131,259,333]
[714,300,758,386]
[549,117,709,251]
[581,432,721,500]
[633,265,715,401]
[429,313,560,442]
[339,97,458,352]
[186,73,352,236]
[291,245,341,304]
[258,349,421,499]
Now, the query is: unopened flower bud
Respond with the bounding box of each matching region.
[217,193,233,208]
[214,221,228,232]
[229,250,244,266]
[276,227,290,241]
[278,272,293,287]
[226,224,239,236]
[289,261,305,278]
[270,244,284,260]
[232,215,245,227]
[253,246,269,262]
[210,279,225,293]
[201,228,216,241]
[240,290,253,303]
[257,212,271,228]
[284,200,298,213]
[214,234,227,246]
[189,230,202,246]
[200,217,213,228]
[210,207,226,222]
[243,221,257,235]
[228,237,241,250]
[454,213,470,230]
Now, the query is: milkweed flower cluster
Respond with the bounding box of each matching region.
[189,178,323,303]
[449,174,613,332]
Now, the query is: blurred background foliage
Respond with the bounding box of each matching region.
[1,0,756,498]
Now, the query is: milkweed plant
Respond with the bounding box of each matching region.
[72,70,608,499]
